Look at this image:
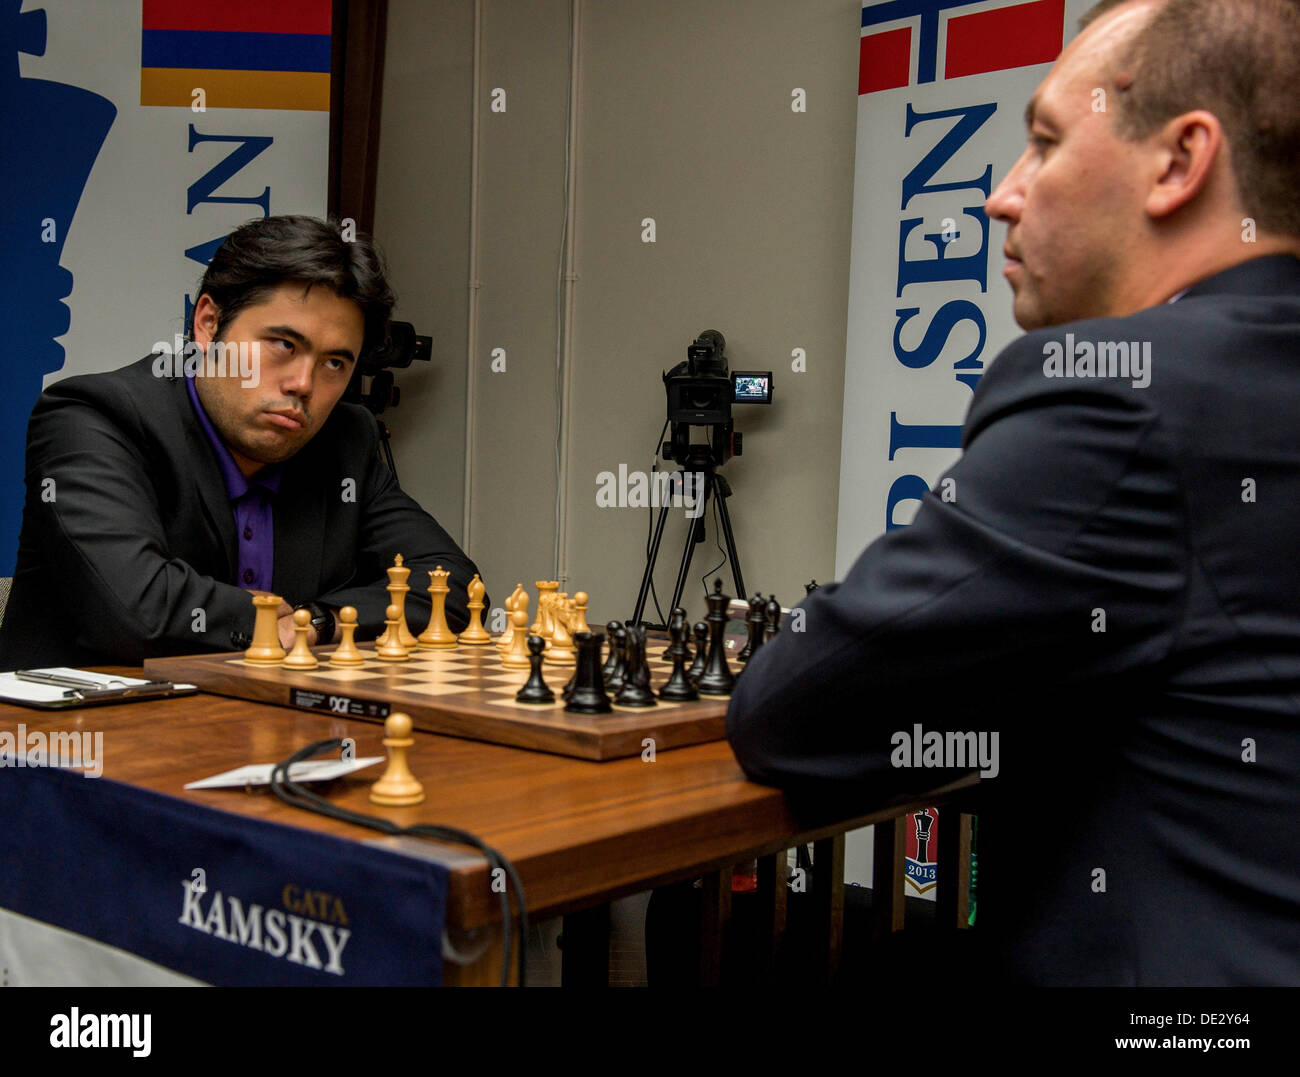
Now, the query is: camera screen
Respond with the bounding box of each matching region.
[732,371,772,404]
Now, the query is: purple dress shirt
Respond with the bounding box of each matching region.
[185,375,281,591]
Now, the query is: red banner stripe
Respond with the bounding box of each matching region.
[859,26,912,95]
[944,0,1065,80]
[142,0,331,36]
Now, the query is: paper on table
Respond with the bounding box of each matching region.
[185,757,384,789]
[0,668,197,704]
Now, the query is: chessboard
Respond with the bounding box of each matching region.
[144,637,734,761]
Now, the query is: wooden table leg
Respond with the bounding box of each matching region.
[699,868,731,986]
[811,834,845,985]
[755,850,788,981]
[560,903,610,986]
[872,815,907,941]
[935,811,972,931]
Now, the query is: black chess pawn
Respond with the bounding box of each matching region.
[614,624,657,707]
[763,596,782,642]
[687,621,708,684]
[738,593,766,662]
[602,621,624,682]
[696,580,735,696]
[658,616,699,702]
[605,625,629,692]
[565,631,612,714]
[516,634,556,704]
[660,607,692,663]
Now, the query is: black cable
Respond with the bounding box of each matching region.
[269,739,528,987]
[699,485,728,597]
[644,420,670,627]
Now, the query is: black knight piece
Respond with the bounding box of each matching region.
[658,616,699,701]
[614,624,657,707]
[565,631,612,714]
[602,620,624,682]
[605,624,629,693]
[696,579,735,696]
[516,634,556,704]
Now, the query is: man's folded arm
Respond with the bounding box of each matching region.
[726,337,1188,797]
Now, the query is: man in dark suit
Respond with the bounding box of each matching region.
[727,0,1300,984]
[0,215,479,667]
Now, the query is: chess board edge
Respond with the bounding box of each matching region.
[143,648,731,761]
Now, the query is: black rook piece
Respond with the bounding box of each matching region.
[739,592,766,662]
[565,631,612,714]
[614,624,657,707]
[658,615,699,702]
[516,634,556,704]
[688,621,709,684]
[696,579,735,696]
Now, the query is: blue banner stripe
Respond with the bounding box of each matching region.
[0,765,448,986]
[141,30,331,73]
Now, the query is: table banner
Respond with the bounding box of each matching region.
[0,764,448,986]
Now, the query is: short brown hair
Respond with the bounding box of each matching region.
[1081,0,1300,236]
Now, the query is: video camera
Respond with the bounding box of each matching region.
[662,330,771,468]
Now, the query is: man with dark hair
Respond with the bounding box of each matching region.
[727,0,1300,985]
[0,215,479,667]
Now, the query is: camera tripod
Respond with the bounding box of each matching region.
[631,464,745,627]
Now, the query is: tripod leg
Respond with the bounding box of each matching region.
[713,475,746,599]
[669,482,709,616]
[632,490,678,626]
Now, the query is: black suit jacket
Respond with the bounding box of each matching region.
[726,255,1300,985]
[0,357,481,667]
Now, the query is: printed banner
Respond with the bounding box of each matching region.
[0,763,449,986]
[0,0,330,575]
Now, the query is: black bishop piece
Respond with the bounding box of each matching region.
[764,596,782,642]
[738,593,766,662]
[658,613,699,701]
[696,579,735,696]
[687,621,708,684]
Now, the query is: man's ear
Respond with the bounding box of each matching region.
[191,293,221,346]
[1145,109,1227,220]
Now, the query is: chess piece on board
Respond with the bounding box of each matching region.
[602,621,624,683]
[502,609,532,669]
[605,624,629,692]
[565,631,612,714]
[687,621,709,684]
[739,593,765,662]
[805,579,819,595]
[614,624,656,708]
[545,593,577,666]
[282,608,320,670]
[764,596,782,642]
[418,566,459,649]
[696,580,735,696]
[661,607,692,664]
[377,605,412,661]
[377,553,419,649]
[516,635,556,704]
[571,592,592,637]
[330,606,366,667]
[459,574,491,645]
[658,615,699,702]
[245,593,287,665]
[369,712,425,806]
[498,585,527,650]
